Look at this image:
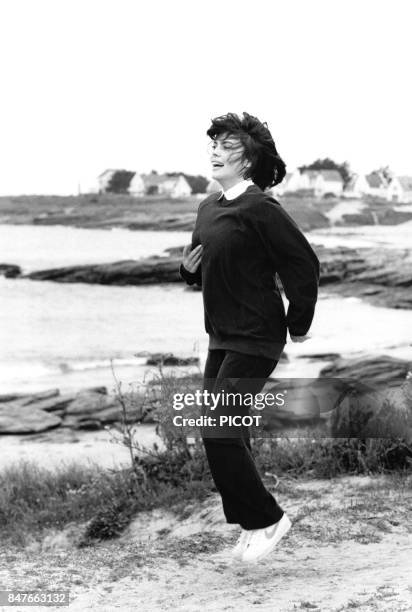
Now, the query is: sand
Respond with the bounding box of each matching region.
[0,425,162,472]
[1,475,411,612]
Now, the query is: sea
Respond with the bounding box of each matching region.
[1,222,412,395]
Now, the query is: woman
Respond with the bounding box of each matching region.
[180,112,320,563]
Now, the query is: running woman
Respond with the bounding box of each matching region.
[180,112,320,563]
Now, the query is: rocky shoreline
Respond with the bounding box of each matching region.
[0,353,199,434]
[2,243,412,309]
[1,353,411,438]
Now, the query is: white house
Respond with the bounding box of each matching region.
[364,172,389,198]
[273,170,303,195]
[165,174,192,197]
[343,174,370,198]
[141,173,192,197]
[129,173,145,196]
[274,169,343,197]
[343,171,389,199]
[301,169,343,197]
[386,176,412,203]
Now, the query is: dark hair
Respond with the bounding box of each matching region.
[206,112,286,190]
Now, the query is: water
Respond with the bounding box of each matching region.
[1,223,412,395]
[307,219,412,249]
[0,224,192,273]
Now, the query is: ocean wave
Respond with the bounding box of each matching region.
[57,357,146,373]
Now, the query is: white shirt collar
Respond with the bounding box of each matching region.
[218,179,254,201]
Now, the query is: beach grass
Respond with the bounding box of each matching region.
[1,429,410,548]
[1,368,411,547]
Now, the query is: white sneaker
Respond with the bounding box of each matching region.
[241,514,291,563]
[231,529,254,559]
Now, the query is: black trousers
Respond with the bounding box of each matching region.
[201,349,284,530]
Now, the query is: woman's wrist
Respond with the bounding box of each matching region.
[290,333,312,343]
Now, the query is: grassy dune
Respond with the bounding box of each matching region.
[0,193,331,231]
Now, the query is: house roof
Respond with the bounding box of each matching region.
[302,170,319,179]
[318,170,343,183]
[141,173,163,186]
[365,173,385,188]
[98,169,117,179]
[397,176,412,191]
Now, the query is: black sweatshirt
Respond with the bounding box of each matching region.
[180,184,320,359]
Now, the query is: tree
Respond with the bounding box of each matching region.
[298,158,353,187]
[107,170,135,194]
[370,166,394,184]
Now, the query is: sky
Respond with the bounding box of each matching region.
[0,0,411,195]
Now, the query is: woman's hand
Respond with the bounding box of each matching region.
[290,333,312,343]
[182,244,202,273]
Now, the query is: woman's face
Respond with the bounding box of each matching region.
[209,132,249,183]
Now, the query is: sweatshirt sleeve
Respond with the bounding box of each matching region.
[179,207,203,287]
[257,198,320,336]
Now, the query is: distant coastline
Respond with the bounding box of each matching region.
[2,192,412,232]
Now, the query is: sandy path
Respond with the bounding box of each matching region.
[0,425,162,471]
[1,476,411,612]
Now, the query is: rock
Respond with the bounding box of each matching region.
[298,352,341,361]
[0,393,30,403]
[314,245,369,285]
[23,393,77,413]
[65,391,119,415]
[329,376,412,439]
[318,355,412,439]
[61,401,148,428]
[85,386,108,395]
[145,353,199,366]
[324,281,412,310]
[315,244,412,292]
[61,387,154,428]
[0,390,61,412]
[11,242,412,311]
[258,378,334,430]
[0,405,62,433]
[127,214,196,231]
[0,263,22,278]
[0,382,156,433]
[340,212,376,225]
[379,209,412,225]
[60,417,104,430]
[0,388,105,414]
[320,355,412,388]
[24,256,183,285]
[0,389,60,405]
